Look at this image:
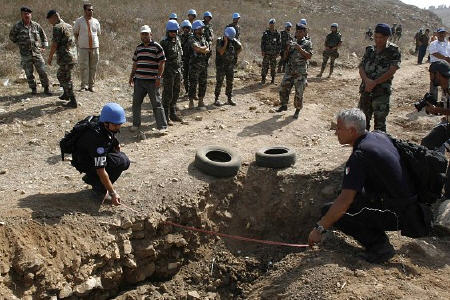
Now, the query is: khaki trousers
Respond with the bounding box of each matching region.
[78,48,99,88]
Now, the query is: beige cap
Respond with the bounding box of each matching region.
[140,25,151,33]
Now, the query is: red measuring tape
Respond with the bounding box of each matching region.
[164,220,310,248]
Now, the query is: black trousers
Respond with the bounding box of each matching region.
[417,45,427,64]
[421,122,450,197]
[322,193,430,250]
[82,152,130,189]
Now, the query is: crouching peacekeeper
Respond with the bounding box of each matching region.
[9,6,51,95]
[308,109,431,264]
[317,23,342,78]
[47,10,78,108]
[161,20,183,125]
[75,103,130,205]
[422,61,450,197]
[278,23,312,119]
[214,27,242,106]
[358,23,401,132]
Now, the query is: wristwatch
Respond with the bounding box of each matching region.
[314,223,327,234]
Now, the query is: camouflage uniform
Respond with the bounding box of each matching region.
[9,20,50,90]
[261,29,281,81]
[188,34,210,100]
[203,23,214,43]
[180,31,193,94]
[160,34,183,120]
[226,23,240,40]
[52,19,77,98]
[279,37,313,110]
[320,31,342,76]
[215,37,242,101]
[277,30,292,73]
[358,42,401,132]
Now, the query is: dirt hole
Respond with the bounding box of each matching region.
[206,150,232,162]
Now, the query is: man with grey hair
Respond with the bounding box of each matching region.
[308,108,430,264]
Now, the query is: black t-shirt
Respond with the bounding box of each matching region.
[75,124,118,170]
[342,132,415,199]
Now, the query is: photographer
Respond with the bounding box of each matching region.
[422,60,450,197]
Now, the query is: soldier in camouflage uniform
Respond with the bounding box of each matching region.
[9,6,51,95]
[261,19,281,84]
[203,12,214,44]
[47,10,78,108]
[278,23,313,119]
[227,13,241,40]
[277,22,292,73]
[161,20,183,125]
[358,23,401,132]
[317,23,342,78]
[214,27,242,106]
[188,20,210,109]
[180,20,193,96]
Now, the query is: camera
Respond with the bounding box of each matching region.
[414,92,444,112]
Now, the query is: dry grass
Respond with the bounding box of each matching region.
[0,0,443,80]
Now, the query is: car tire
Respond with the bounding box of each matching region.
[194,145,242,177]
[255,146,296,169]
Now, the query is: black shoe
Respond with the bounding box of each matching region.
[363,242,395,264]
[31,88,37,95]
[170,113,183,122]
[261,77,266,84]
[293,108,300,119]
[276,105,287,112]
[59,92,69,100]
[227,98,236,106]
[214,99,222,106]
[43,86,52,96]
[63,96,78,108]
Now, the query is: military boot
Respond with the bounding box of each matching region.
[271,76,275,84]
[164,107,173,126]
[59,88,69,100]
[227,96,236,106]
[43,86,52,96]
[261,76,266,84]
[328,65,334,78]
[64,95,78,108]
[317,65,325,77]
[169,106,182,122]
[293,108,300,119]
[31,88,37,95]
[189,98,195,109]
[198,98,206,110]
[276,105,287,112]
[214,96,222,106]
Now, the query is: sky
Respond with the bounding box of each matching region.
[400,0,449,9]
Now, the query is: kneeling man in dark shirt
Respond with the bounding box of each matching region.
[308,108,431,263]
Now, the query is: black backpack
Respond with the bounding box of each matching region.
[383,132,448,204]
[60,116,100,161]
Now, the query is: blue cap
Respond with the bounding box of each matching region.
[204,11,212,18]
[224,26,236,39]
[166,20,180,31]
[232,12,240,19]
[187,9,197,16]
[180,20,191,28]
[99,103,126,124]
[269,18,276,24]
[300,18,307,25]
[169,12,177,19]
[375,23,391,36]
[285,22,292,28]
[192,20,205,30]
[437,27,447,33]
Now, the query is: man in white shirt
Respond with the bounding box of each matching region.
[429,28,450,100]
[73,3,101,92]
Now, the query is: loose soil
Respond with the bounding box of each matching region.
[0,56,449,299]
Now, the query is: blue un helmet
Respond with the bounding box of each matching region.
[192,20,205,30]
[204,11,212,18]
[166,20,180,31]
[331,23,338,28]
[300,18,307,25]
[187,9,197,16]
[180,20,192,28]
[169,12,177,20]
[232,12,240,19]
[285,22,292,28]
[99,103,126,124]
[224,26,236,39]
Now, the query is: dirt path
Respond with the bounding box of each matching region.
[0,57,449,299]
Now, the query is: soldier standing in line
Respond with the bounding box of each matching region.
[180,20,193,97]
[358,23,401,132]
[188,20,210,110]
[187,9,197,24]
[161,20,183,125]
[47,10,78,108]
[214,27,242,106]
[277,23,313,119]
[227,13,241,40]
[169,13,177,21]
[261,19,281,84]
[395,24,402,42]
[277,22,292,73]
[317,23,342,78]
[390,24,397,42]
[9,6,51,95]
[203,11,214,43]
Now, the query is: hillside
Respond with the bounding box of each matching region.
[429,6,450,27]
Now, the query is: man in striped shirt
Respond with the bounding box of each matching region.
[129,25,168,133]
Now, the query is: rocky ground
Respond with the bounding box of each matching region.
[0,55,449,299]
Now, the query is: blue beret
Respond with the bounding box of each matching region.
[375,23,391,36]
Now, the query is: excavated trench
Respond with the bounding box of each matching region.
[0,165,343,299]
